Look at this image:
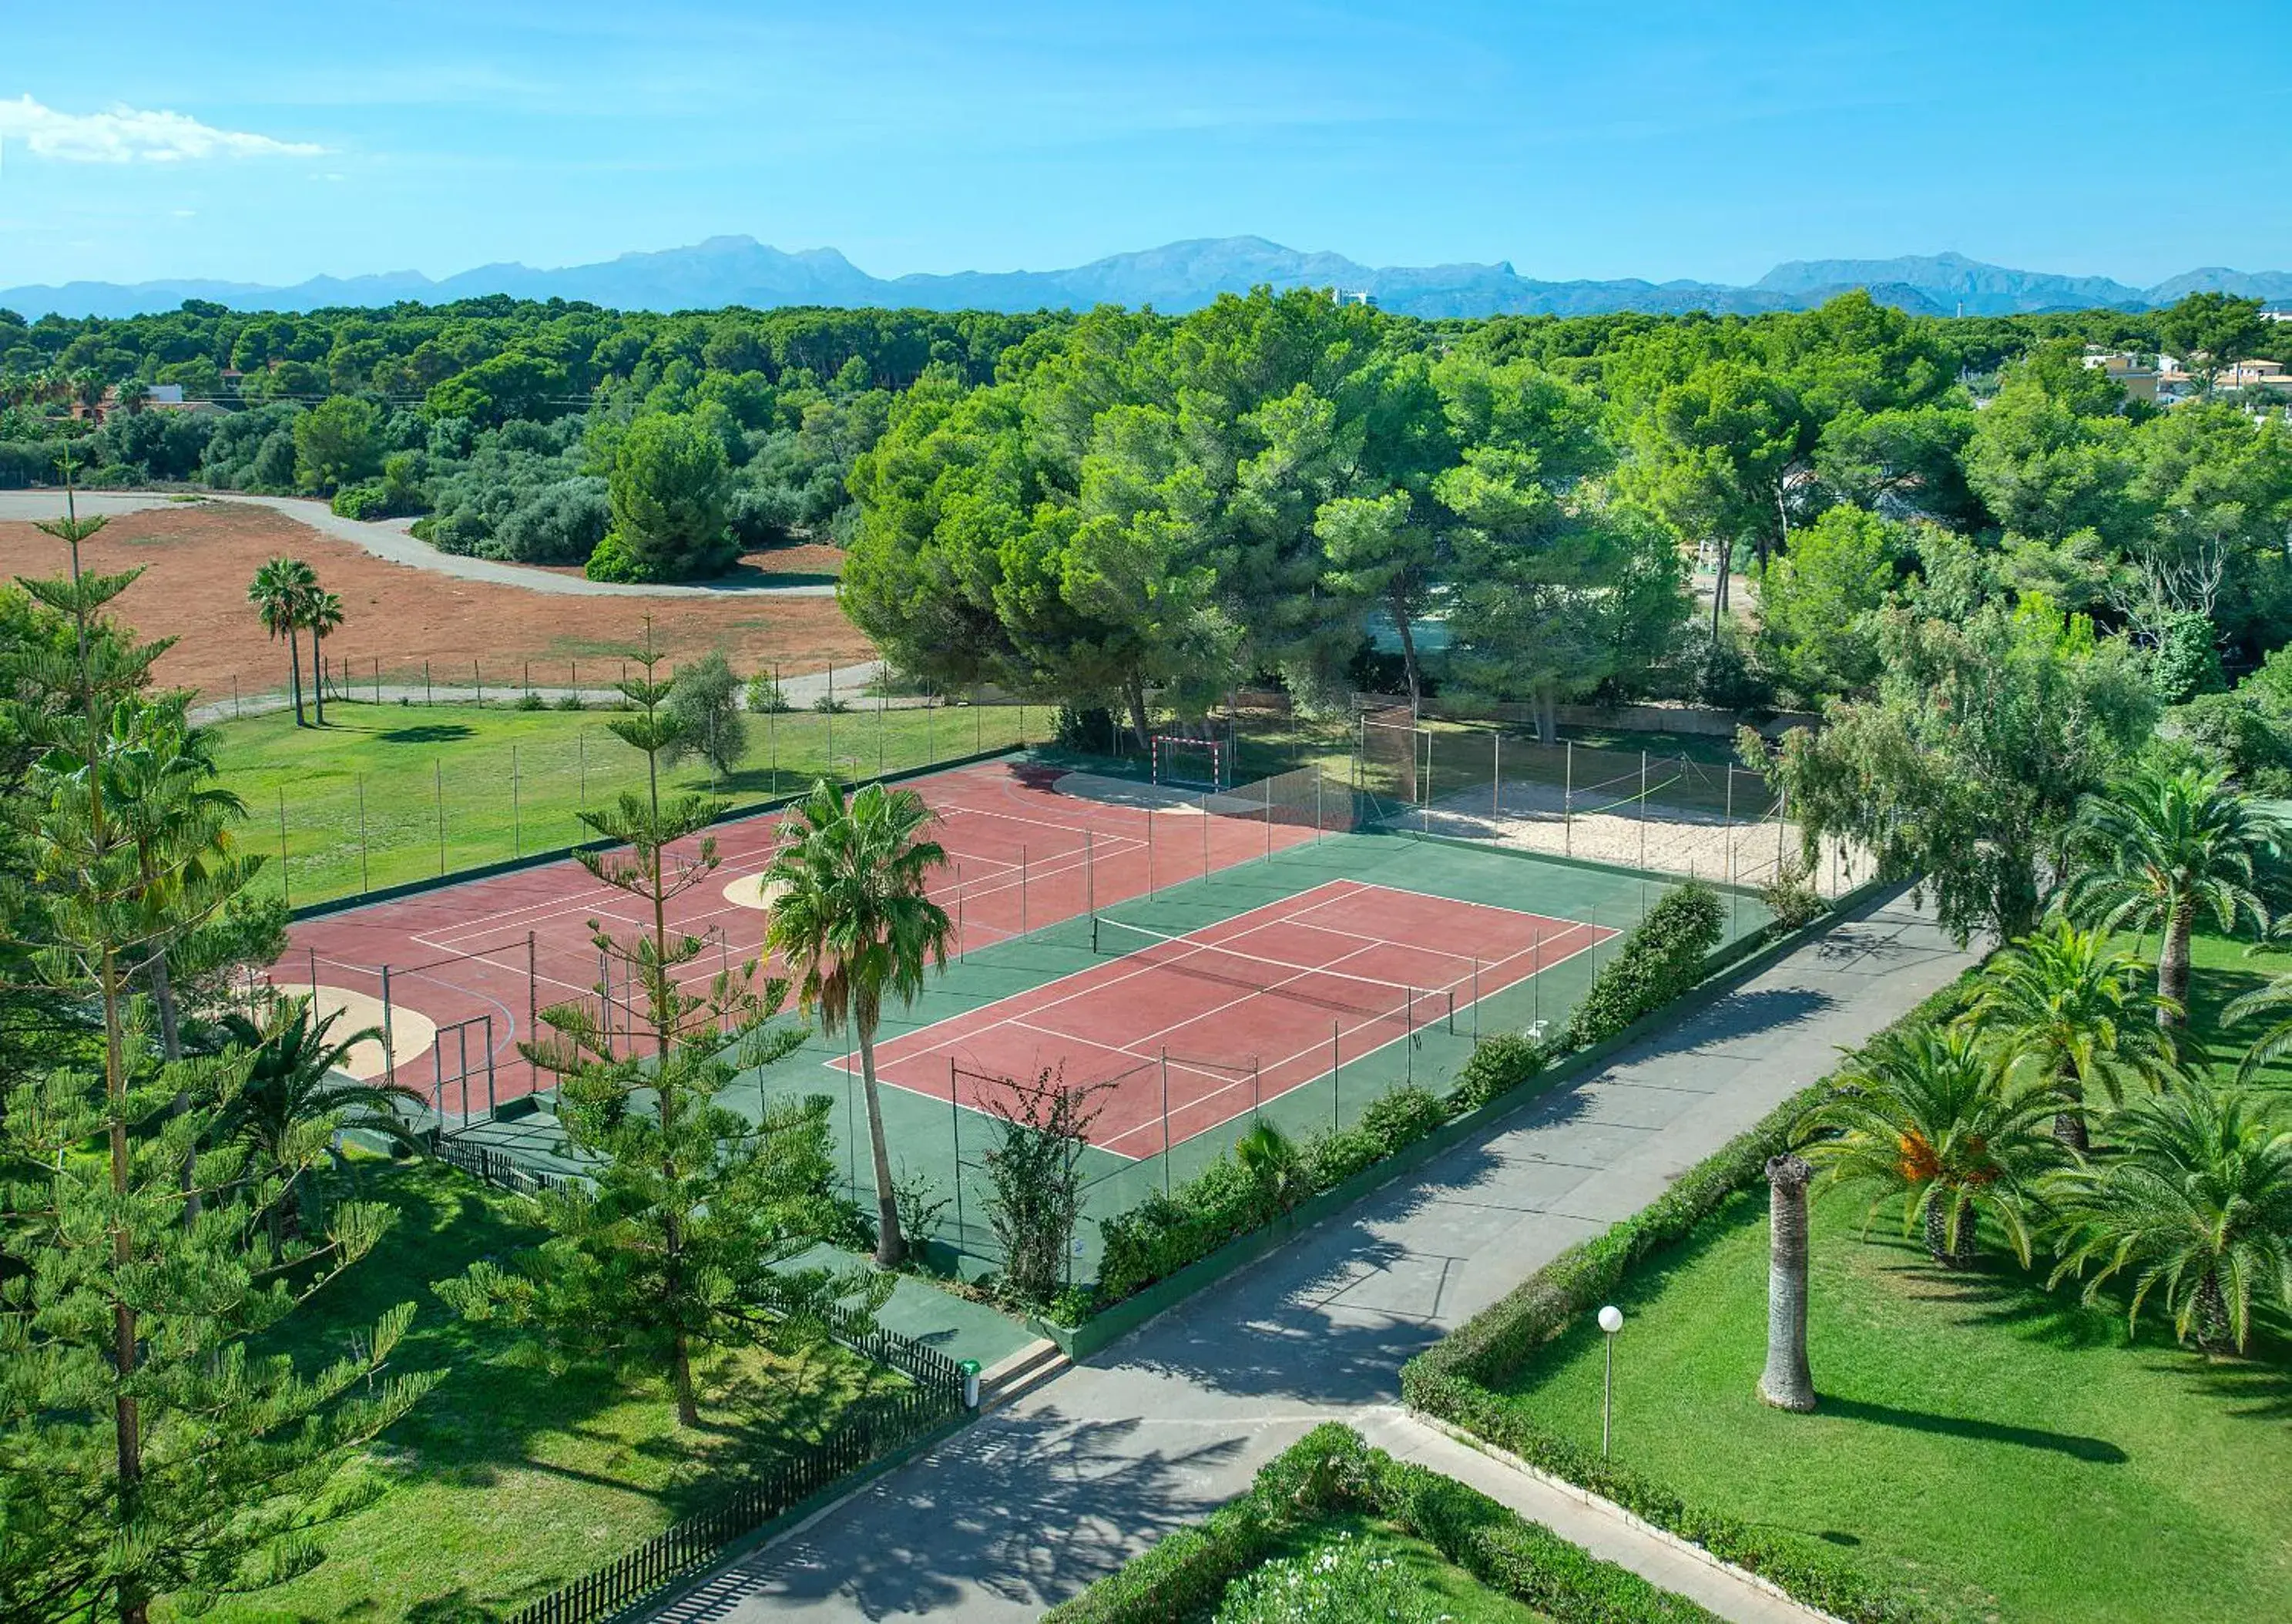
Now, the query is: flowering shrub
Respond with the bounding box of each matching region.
[1210,1529,1449,1623]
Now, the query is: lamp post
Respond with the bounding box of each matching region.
[1598,1304,1624,1457]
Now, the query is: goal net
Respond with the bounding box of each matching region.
[1152,733,1228,790]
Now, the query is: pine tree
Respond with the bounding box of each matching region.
[0,471,437,1623]
[435,643,871,1428]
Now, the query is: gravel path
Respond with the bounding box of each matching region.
[0,490,839,599]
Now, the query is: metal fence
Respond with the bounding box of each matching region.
[1353,701,1869,904]
[506,1368,965,1624]
[242,685,1041,911]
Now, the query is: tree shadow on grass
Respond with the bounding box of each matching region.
[1814,1394,2128,1462]
[378,723,476,746]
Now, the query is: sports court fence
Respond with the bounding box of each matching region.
[247,691,1040,911]
[1353,700,1869,911]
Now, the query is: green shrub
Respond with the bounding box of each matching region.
[513,692,548,712]
[745,670,794,713]
[1561,881,1726,1050]
[1045,1423,1724,1624]
[1757,857,1827,932]
[582,530,648,583]
[552,693,586,712]
[1451,1032,1553,1112]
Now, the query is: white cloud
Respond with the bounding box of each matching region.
[0,95,327,163]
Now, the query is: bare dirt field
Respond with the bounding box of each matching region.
[0,503,876,701]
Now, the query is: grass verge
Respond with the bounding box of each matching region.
[191,1157,897,1623]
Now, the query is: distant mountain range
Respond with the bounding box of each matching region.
[8,238,2292,322]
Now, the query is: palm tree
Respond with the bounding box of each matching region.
[1802,1024,2063,1268]
[247,555,318,726]
[2062,763,2280,1025]
[1961,919,2179,1150]
[2048,1086,2292,1354]
[764,778,953,1267]
[1758,1152,1817,1411]
[211,994,428,1245]
[303,587,344,726]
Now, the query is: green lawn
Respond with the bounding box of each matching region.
[1209,1512,1549,1623]
[209,698,1038,908]
[1489,1189,2292,1624]
[192,1159,897,1623]
[2181,929,2292,1087]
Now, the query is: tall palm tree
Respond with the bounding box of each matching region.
[211,994,427,1245]
[303,587,345,726]
[2048,1086,2292,1354]
[1961,918,2179,1150]
[1803,1023,2063,1268]
[2062,763,2280,1025]
[247,555,318,726]
[764,778,952,1267]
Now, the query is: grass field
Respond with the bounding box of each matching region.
[194,1158,895,1623]
[1489,1188,2292,1624]
[210,698,1039,908]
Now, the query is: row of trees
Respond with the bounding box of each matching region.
[1758,760,2292,1414]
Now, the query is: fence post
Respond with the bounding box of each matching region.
[528,931,539,1096]
[1492,730,1501,824]
[1263,775,1273,860]
[512,743,520,857]
[373,656,381,704]
[1019,844,1028,936]
[357,773,369,895]
[474,659,482,707]
[435,759,445,876]
[1564,740,1573,856]
[1084,832,1095,918]
[380,964,395,1085]
[1532,921,1542,1028]
[1331,1020,1341,1131]
[232,673,240,718]
[948,1059,965,1261]
[1160,1049,1171,1194]
[275,787,289,910]
[579,727,586,803]
[1201,788,1210,881]
[423,658,431,706]
[1639,750,1649,872]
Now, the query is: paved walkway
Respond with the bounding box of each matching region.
[661,891,1977,1622]
[0,489,839,598]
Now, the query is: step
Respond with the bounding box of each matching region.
[976,1337,1069,1412]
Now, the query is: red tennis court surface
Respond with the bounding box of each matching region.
[277,758,1319,1109]
[847,879,1614,1156]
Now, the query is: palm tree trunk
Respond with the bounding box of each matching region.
[2052,1067,2089,1153]
[2193,1272,2233,1354]
[2159,902,2193,1027]
[1758,1153,1817,1411]
[311,627,327,726]
[854,1023,904,1267]
[1924,1193,1978,1268]
[287,624,306,727]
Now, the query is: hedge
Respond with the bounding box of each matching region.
[1042,1422,1721,1624]
[1399,963,1988,1624]
[1561,881,1726,1050]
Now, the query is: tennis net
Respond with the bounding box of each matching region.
[1091,914,1456,1034]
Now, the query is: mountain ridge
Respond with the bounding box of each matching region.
[5,236,2287,322]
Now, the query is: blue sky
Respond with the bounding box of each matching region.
[2,0,2287,290]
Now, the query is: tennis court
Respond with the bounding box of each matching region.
[273,754,1320,1121]
[846,878,1609,1158]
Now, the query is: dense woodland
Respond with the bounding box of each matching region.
[4,288,2291,729]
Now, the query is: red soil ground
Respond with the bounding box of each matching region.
[0,503,875,702]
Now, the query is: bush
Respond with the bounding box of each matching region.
[1560,882,1725,1051]
[1757,857,1827,932]
[582,530,646,583]
[552,693,586,713]
[1451,1032,1553,1113]
[513,693,548,712]
[745,670,794,713]
[1045,1423,1723,1624]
